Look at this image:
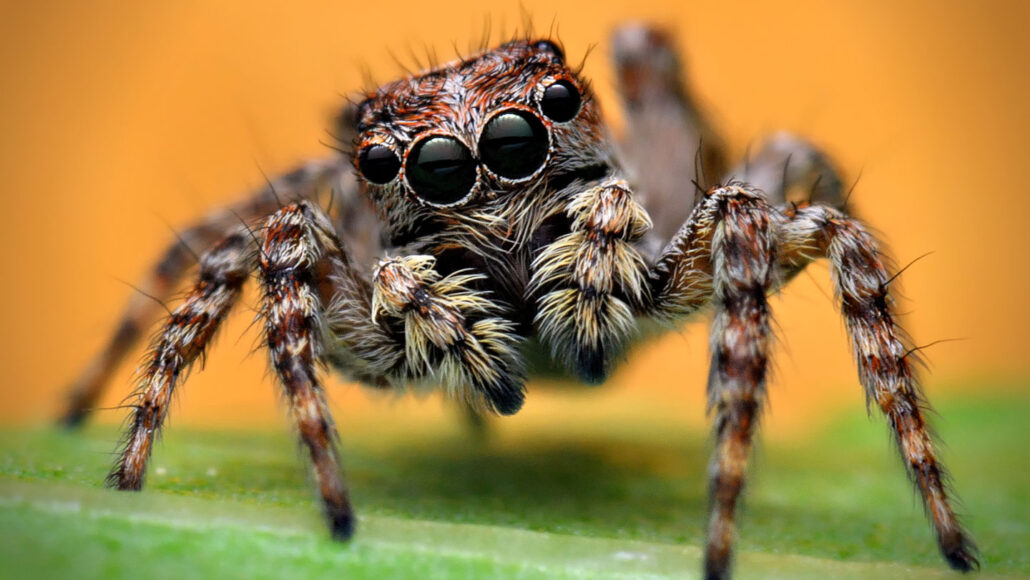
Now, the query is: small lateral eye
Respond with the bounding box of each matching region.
[406,136,477,205]
[540,80,581,123]
[357,144,400,184]
[533,40,564,62]
[479,110,549,179]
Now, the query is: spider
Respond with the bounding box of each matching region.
[59,23,978,579]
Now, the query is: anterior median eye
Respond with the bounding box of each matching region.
[406,136,477,205]
[540,80,581,123]
[479,110,548,179]
[357,144,401,184]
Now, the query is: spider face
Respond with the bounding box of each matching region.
[352,40,611,241]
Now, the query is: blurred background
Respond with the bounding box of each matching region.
[1,0,1028,439]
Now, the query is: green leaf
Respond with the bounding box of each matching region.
[2,386,1027,578]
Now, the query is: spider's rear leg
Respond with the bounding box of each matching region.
[726,132,846,209]
[610,23,727,253]
[60,158,344,427]
[778,204,979,571]
[109,229,254,490]
[646,185,776,580]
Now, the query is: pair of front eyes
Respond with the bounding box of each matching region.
[356,80,581,205]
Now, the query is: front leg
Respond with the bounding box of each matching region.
[260,203,355,538]
[372,256,526,415]
[531,178,652,382]
[647,185,778,580]
[256,203,524,540]
[647,185,978,576]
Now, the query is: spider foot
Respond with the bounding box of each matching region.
[328,502,356,541]
[941,529,980,572]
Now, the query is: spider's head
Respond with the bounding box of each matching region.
[349,39,615,246]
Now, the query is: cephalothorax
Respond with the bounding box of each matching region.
[60,25,977,578]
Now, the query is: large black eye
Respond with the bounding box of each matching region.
[540,80,581,122]
[357,144,400,184]
[405,136,477,204]
[479,110,549,179]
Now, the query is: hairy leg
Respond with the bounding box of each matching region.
[648,189,977,574]
[610,23,727,254]
[704,190,776,580]
[60,158,344,426]
[725,132,845,208]
[259,202,356,539]
[646,185,776,579]
[108,229,254,489]
[777,203,979,570]
[531,177,652,383]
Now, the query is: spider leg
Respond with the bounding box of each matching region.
[777,204,979,571]
[610,23,728,253]
[725,132,846,209]
[646,185,977,574]
[645,185,776,579]
[259,202,356,539]
[108,228,254,490]
[252,200,492,539]
[531,177,652,383]
[59,159,344,427]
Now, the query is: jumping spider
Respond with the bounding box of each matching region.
[60,24,978,578]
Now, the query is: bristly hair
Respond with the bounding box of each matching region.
[478,12,493,52]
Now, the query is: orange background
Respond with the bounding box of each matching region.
[1,1,1028,437]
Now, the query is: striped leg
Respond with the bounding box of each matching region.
[60,158,343,427]
[646,185,777,579]
[256,200,525,535]
[778,204,979,571]
[108,230,254,490]
[259,202,355,538]
[704,191,776,580]
[673,186,774,578]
